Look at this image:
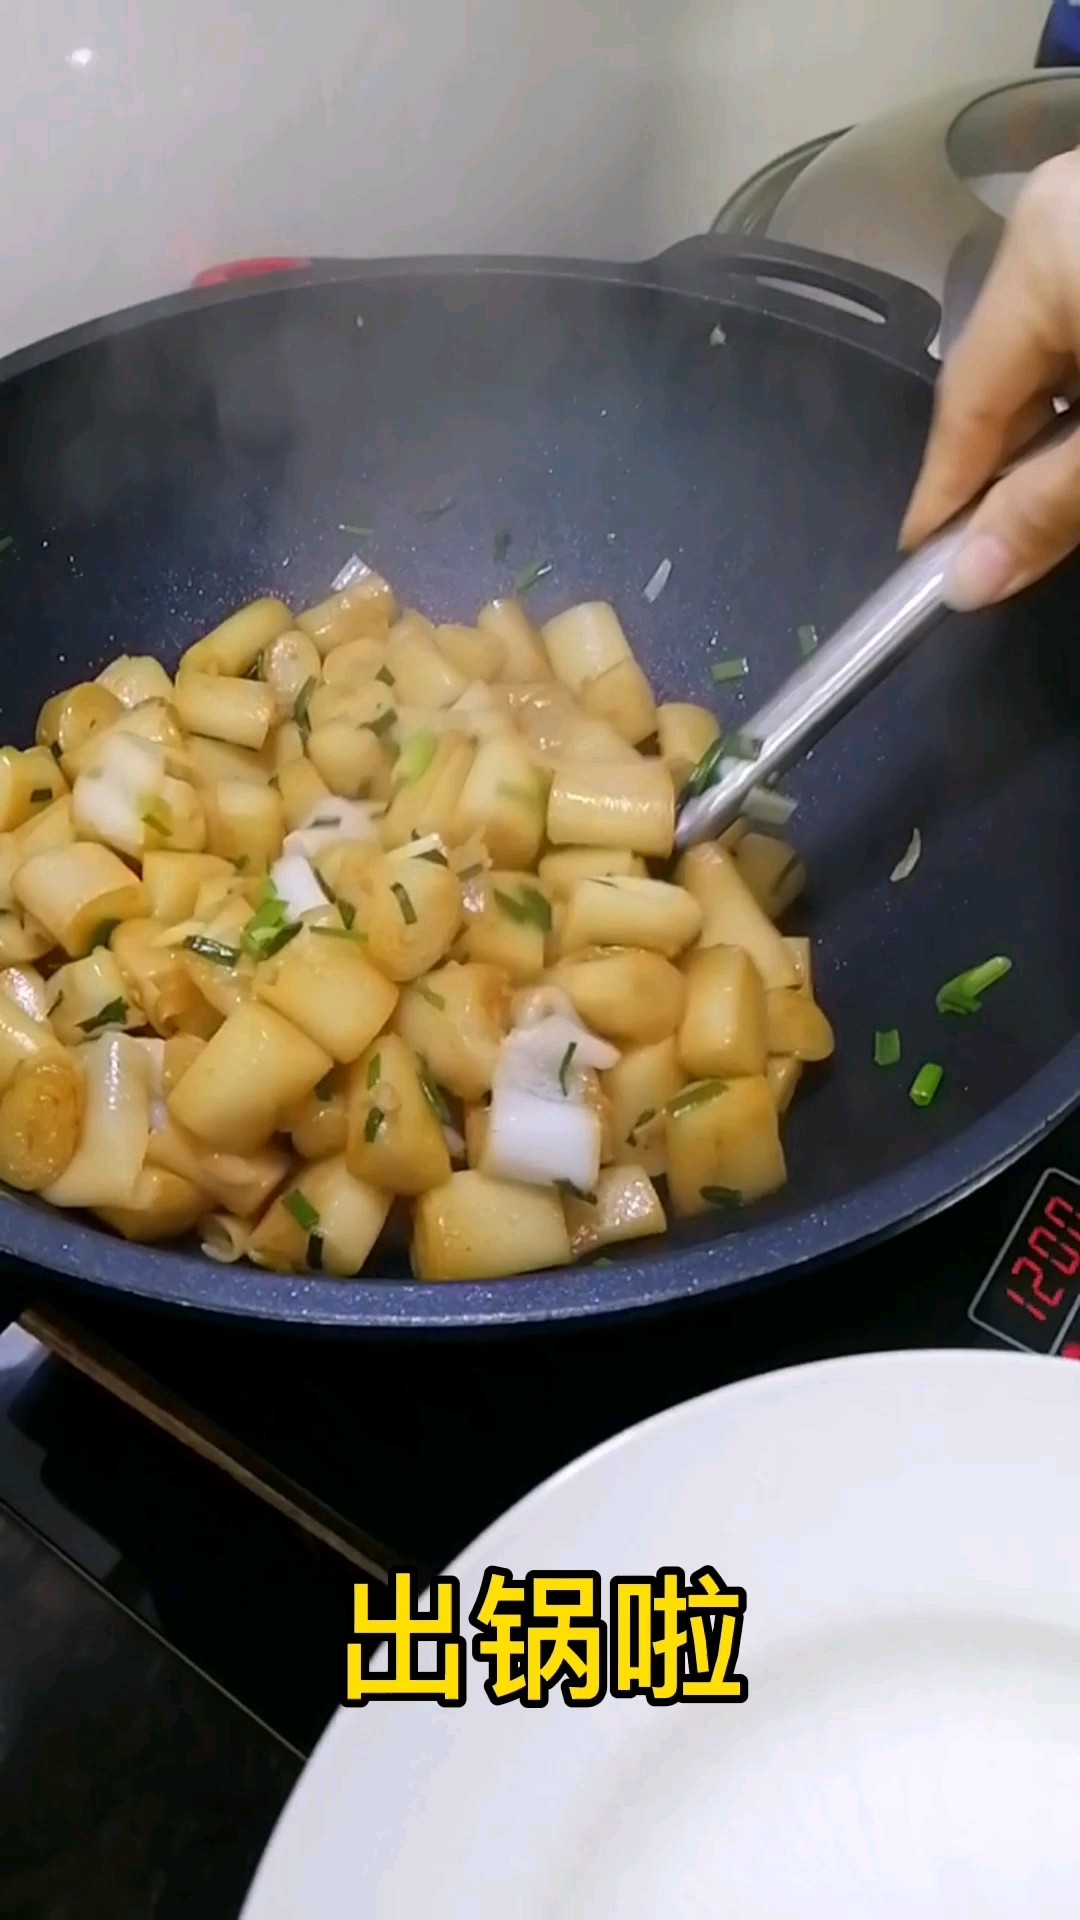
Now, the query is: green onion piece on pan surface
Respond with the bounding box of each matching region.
[710,657,748,685]
[909,1062,944,1108]
[797,623,819,658]
[874,1028,901,1068]
[935,956,1012,1016]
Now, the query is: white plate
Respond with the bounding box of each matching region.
[243,1350,1080,1918]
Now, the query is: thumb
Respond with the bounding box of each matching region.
[943,422,1080,611]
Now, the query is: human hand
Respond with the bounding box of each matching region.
[901,150,1080,610]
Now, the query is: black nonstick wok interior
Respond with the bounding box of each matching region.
[1,240,1078,1330]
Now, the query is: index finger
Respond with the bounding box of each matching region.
[900,219,1066,548]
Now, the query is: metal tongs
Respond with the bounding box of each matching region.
[675,404,1080,851]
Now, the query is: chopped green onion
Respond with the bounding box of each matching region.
[417,1060,453,1128]
[375,664,395,687]
[338,899,356,930]
[87,919,119,951]
[416,847,449,866]
[338,523,373,538]
[416,495,457,522]
[284,1188,320,1232]
[555,1178,598,1205]
[935,955,1012,1016]
[394,729,436,784]
[78,996,128,1035]
[0,536,13,558]
[629,1107,656,1143]
[364,1106,385,1142]
[909,1062,944,1108]
[184,935,241,967]
[458,862,484,880]
[260,922,302,958]
[391,881,417,925]
[701,1185,742,1210]
[418,984,446,1010]
[493,528,513,564]
[314,1071,336,1101]
[514,558,553,596]
[492,885,551,932]
[682,737,726,801]
[307,1232,324,1271]
[308,815,340,829]
[874,1028,901,1068]
[367,1052,381,1089]
[668,1079,727,1118]
[558,1041,577,1095]
[710,657,748,685]
[29,787,52,804]
[797,623,819,659]
[294,676,316,739]
[240,886,291,958]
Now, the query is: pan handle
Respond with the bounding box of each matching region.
[645,235,941,375]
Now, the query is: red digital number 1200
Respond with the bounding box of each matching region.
[970,1169,1080,1355]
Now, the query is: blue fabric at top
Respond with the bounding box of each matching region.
[1040,0,1080,65]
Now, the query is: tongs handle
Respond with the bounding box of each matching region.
[675,402,1080,850]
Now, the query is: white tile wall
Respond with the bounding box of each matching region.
[2,0,1047,355]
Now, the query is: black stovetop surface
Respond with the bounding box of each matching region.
[2,1114,1078,1917]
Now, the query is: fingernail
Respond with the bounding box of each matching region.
[943,532,1017,612]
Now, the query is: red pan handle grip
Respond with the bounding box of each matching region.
[192,257,311,288]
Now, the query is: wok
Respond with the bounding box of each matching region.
[1,236,1077,1331]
